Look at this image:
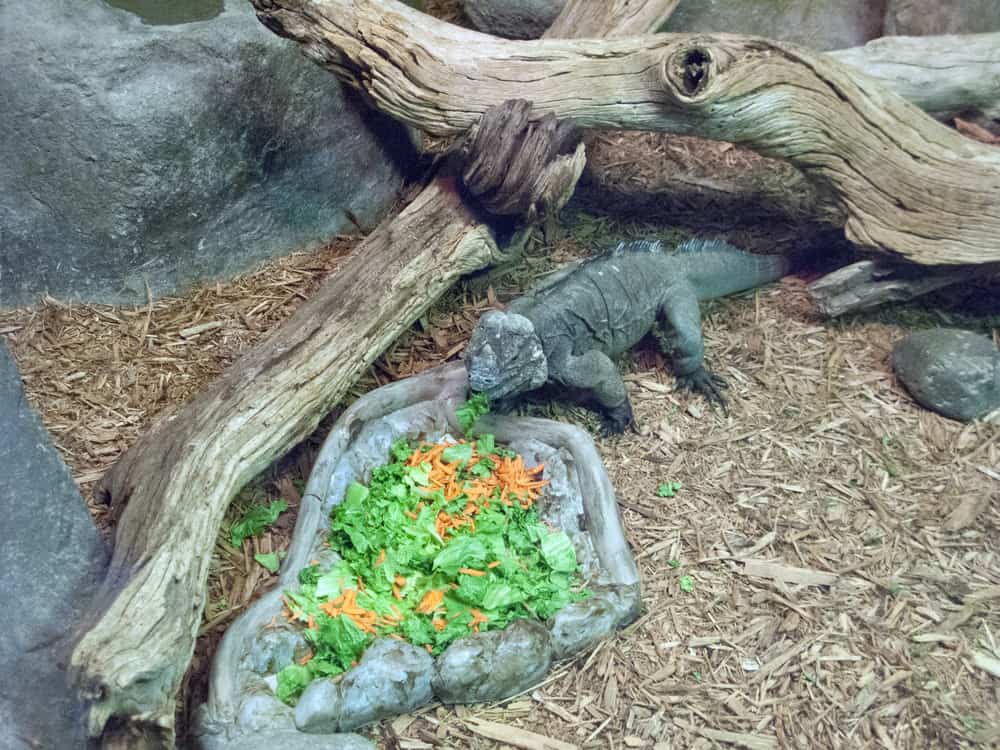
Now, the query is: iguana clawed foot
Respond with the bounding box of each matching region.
[602,399,636,437]
[675,367,729,412]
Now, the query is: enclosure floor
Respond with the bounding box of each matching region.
[2,227,998,748]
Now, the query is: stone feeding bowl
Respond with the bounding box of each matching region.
[196,362,640,750]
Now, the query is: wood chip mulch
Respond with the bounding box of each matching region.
[3,234,999,748]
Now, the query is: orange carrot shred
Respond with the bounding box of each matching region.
[416,589,445,614]
[458,568,486,577]
[488,561,501,568]
[374,549,386,567]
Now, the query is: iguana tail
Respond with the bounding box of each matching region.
[676,238,793,300]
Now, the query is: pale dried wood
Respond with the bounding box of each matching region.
[579,32,1000,230]
[251,0,1000,265]
[740,559,838,587]
[673,718,778,750]
[829,32,1000,121]
[807,260,990,318]
[543,0,679,39]
[464,717,580,750]
[71,176,502,746]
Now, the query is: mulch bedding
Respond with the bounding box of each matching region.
[2,219,999,749]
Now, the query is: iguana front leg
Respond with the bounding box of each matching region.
[660,282,729,407]
[549,348,634,434]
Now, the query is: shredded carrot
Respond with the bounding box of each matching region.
[374,549,386,567]
[488,561,501,569]
[432,617,447,632]
[425,644,434,653]
[469,608,489,632]
[458,568,486,577]
[307,614,317,631]
[416,589,445,615]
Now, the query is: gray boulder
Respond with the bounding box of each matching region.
[0,0,412,307]
[462,0,882,49]
[0,341,110,749]
[884,0,1000,36]
[893,329,1000,422]
[549,585,640,659]
[295,639,434,733]
[463,0,562,39]
[432,618,553,703]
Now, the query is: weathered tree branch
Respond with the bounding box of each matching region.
[250,0,1000,266]
[543,0,679,39]
[806,260,996,317]
[72,1,680,746]
[828,32,1000,122]
[580,32,1000,227]
[72,174,502,746]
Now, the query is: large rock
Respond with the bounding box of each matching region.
[462,0,883,49]
[462,0,562,39]
[0,0,412,307]
[884,0,1000,36]
[295,639,434,734]
[432,618,553,703]
[893,329,1000,422]
[0,341,110,749]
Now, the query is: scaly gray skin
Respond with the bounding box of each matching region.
[466,238,792,433]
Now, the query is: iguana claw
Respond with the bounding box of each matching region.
[602,399,636,436]
[675,368,729,412]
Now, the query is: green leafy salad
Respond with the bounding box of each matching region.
[274,430,590,704]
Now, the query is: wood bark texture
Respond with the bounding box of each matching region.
[543,0,679,39]
[580,32,1000,227]
[806,260,994,317]
[72,175,501,746]
[828,32,1000,122]
[250,0,1000,265]
[73,0,680,746]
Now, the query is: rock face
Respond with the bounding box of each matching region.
[893,329,1000,422]
[0,0,411,307]
[462,0,562,39]
[432,618,553,703]
[884,0,1000,36]
[0,341,110,749]
[463,0,883,49]
[663,0,884,51]
[295,639,435,733]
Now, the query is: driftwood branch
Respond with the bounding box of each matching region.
[543,0,679,39]
[251,0,1000,266]
[73,1,679,746]
[806,260,993,318]
[830,32,1000,122]
[71,174,502,746]
[580,32,1000,227]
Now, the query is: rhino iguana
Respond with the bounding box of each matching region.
[465,238,793,433]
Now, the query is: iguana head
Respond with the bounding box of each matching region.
[465,311,548,401]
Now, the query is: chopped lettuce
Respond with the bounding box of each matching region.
[230,499,288,548]
[254,552,281,573]
[273,434,590,705]
[456,393,490,433]
[275,664,311,704]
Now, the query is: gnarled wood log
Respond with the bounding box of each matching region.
[829,32,1000,122]
[807,260,995,317]
[71,1,680,746]
[71,173,503,746]
[580,32,1000,227]
[251,0,1000,266]
[543,0,678,38]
